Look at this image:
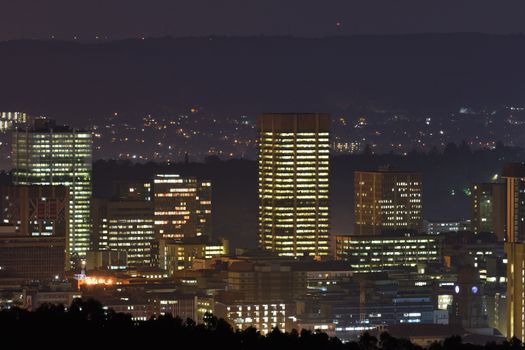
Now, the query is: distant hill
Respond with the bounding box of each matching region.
[2,34,525,122]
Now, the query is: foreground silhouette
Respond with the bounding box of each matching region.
[0,298,521,349]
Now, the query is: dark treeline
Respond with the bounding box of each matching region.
[92,142,525,247]
[0,298,518,349]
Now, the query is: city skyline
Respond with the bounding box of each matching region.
[2,3,525,344]
[0,111,517,343]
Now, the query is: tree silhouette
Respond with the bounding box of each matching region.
[0,298,514,349]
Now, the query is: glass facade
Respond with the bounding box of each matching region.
[12,120,92,260]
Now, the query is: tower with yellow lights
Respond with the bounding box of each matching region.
[257,113,330,258]
[504,163,525,341]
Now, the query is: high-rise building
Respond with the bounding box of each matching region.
[153,174,212,240]
[257,113,330,258]
[0,185,69,238]
[471,182,506,240]
[503,163,525,341]
[354,168,422,235]
[91,197,155,268]
[0,185,68,280]
[12,118,92,260]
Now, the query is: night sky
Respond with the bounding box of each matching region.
[1,0,525,40]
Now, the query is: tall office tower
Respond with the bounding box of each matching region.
[0,185,69,237]
[153,174,212,240]
[354,168,422,236]
[471,182,506,240]
[12,118,92,261]
[503,163,525,341]
[91,197,155,268]
[257,113,330,258]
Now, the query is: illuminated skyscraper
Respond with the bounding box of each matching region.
[503,163,525,341]
[153,174,212,240]
[257,113,330,258]
[12,118,92,261]
[354,168,422,235]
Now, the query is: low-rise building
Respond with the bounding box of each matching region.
[334,233,442,273]
[159,237,228,274]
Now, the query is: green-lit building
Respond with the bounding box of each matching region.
[12,118,92,262]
